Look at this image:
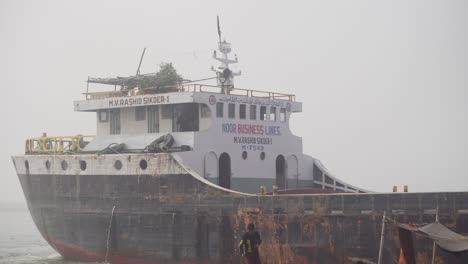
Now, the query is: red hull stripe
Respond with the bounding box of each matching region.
[48,238,199,264]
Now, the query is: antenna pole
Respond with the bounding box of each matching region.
[136,47,146,76]
[217,16,221,42]
[212,16,241,89]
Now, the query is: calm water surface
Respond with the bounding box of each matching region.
[0,203,103,264]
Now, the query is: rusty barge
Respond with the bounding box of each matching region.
[12,20,468,263]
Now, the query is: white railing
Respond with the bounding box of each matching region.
[84,84,296,101]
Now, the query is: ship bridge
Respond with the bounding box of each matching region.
[66,25,365,195]
[74,82,301,152]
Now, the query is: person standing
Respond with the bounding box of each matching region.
[239,223,262,264]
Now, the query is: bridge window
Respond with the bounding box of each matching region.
[260,106,267,121]
[98,110,108,123]
[161,105,172,119]
[135,107,146,121]
[173,103,199,132]
[201,104,211,118]
[239,104,246,119]
[216,103,223,118]
[110,109,120,135]
[270,107,276,121]
[228,103,235,119]
[250,105,256,120]
[147,106,159,133]
[280,108,286,122]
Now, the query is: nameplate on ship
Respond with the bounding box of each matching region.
[108,95,170,108]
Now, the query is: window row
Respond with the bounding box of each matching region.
[216,103,287,122]
[23,158,149,172]
[98,104,211,135]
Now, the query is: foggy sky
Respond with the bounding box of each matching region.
[1,0,467,202]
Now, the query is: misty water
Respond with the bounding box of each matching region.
[0,203,99,264]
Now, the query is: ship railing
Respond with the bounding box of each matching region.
[84,84,295,101]
[25,134,95,154]
[179,84,296,101]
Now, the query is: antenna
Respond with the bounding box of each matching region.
[211,17,241,91]
[217,16,221,42]
[136,47,146,76]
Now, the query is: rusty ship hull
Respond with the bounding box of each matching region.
[13,153,468,264]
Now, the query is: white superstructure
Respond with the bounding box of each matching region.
[71,23,367,194]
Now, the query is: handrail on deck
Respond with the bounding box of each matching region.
[25,134,95,154]
[84,83,295,101]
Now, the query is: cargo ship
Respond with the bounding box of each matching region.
[12,20,468,264]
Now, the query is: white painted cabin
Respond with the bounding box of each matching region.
[74,84,366,194]
[73,33,367,194]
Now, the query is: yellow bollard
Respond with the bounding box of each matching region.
[272,185,278,195]
[393,186,398,193]
[403,185,408,193]
[260,185,267,195]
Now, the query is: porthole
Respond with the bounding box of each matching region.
[139,159,148,170]
[25,160,29,170]
[61,160,68,170]
[242,151,248,160]
[114,160,123,170]
[260,152,266,160]
[79,160,87,171]
[45,160,51,170]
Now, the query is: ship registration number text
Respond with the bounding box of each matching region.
[108,95,170,107]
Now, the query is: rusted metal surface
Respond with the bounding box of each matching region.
[398,227,416,264]
[12,154,468,263]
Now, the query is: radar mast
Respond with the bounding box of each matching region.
[211,16,241,93]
